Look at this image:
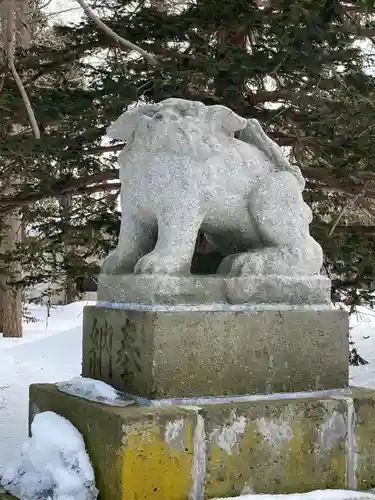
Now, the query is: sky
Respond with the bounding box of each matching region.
[45,0,83,24]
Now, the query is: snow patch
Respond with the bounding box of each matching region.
[0,303,85,470]
[1,411,98,500]
[57,377,135,407]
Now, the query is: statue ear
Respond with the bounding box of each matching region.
[207,105,247,133]
[106,104,157,140]
[106,109,137,141]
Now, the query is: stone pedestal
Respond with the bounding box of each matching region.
[97,274,331,306]
[29,384,375,499]
[82,303,348,399]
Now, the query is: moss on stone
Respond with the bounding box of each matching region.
[29,384,196,500]
[353,389,375,490]
[204,398,347,497]
[29,384,375,499]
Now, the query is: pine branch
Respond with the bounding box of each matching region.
[0,171,120,212]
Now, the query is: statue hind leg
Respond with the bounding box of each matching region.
[218,171,323,277]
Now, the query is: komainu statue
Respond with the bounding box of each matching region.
[101,98,322,278]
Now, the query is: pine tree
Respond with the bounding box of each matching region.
[3,0,375,334]
[49,0,375,288]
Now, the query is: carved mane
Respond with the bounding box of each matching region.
[238,119,305,189]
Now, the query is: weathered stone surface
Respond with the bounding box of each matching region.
[203,397,347,497]
[97,274,331,306]
[101,98,323,280]
[29,385,375,499]
[351,388,375,490]
[29,384,196,500]
[81,304,348,398]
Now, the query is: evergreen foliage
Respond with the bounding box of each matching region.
[2,1,375,348]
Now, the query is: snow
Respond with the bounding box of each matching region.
[57,377,134,407]
[1,411,98,500]
[1,300,375,499]
[349,305,375,388]
[213,492,375,500]
[0,302,91,472]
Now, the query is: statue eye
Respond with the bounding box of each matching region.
[154,112,163,120]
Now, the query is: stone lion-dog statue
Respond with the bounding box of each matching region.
[102,98,322,277]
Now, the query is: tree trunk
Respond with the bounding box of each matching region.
[0,2,35,336]
[0,208,23,337]
[214,27,247,97]
[60,193,76,305]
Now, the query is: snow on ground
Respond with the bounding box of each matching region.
[1,411,98,500]
[1,301,375,497]
[349,305,375,388]
[0,302,92,472]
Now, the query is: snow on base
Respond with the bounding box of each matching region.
[1,411,98,500]
[57,377,135,407]
[214,491,375,500]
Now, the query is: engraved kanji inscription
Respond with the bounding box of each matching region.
[116,316,145,386]
[88,316,114,379]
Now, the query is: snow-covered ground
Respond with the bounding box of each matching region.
[349,305,375,387]
[0,302,89,472]
[0,301,375,499]
[1,411,98,500]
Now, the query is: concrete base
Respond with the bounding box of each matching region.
[82,303,348,398]
[97,273,331,306]
[29,384,375,499]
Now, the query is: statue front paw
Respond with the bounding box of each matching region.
[101,252,119,275]
[101,251,135,275]
[134,252,190,275]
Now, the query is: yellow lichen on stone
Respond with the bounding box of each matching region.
[281,421,313,493]
[205,419,264,498]
[205,402,347,497]
[119,422,193,500]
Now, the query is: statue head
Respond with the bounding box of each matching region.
[106,98,248,158]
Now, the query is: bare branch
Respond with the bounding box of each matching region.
[8,62,40,139]
[45,7,82,18]
[4,0,41,139]
[74,0,159,66]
